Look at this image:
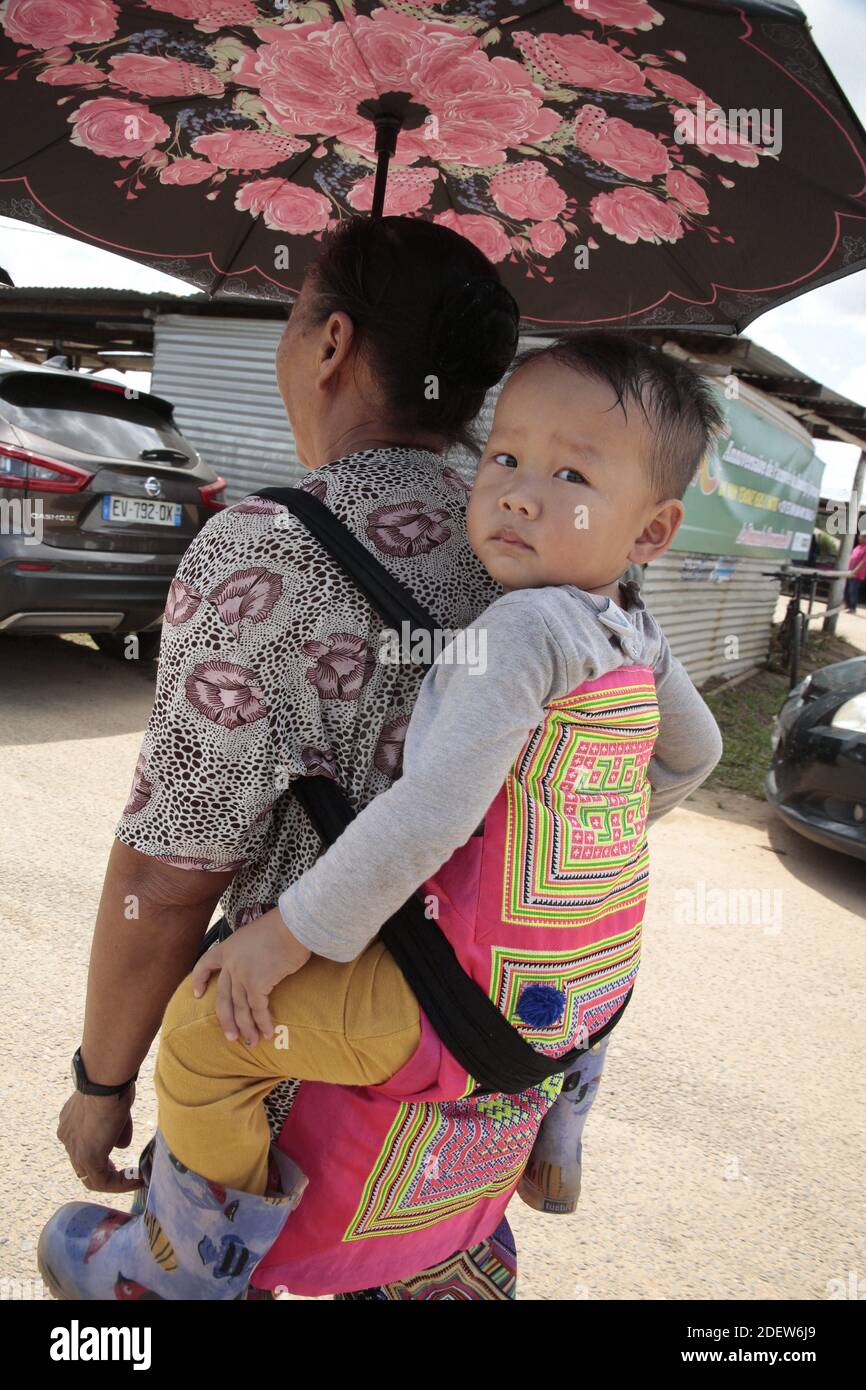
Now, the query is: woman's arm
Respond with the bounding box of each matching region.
[57,840,235,1192]
[81,840,235,1084]
[58,508,287,1189]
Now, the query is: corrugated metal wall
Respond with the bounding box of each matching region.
[151,317,543,497]
[639,553,779,687]
[152,315,299,502]
[152,316,783,685]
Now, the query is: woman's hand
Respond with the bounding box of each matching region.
[57,1086,143,1194]
[190,908,311,1048]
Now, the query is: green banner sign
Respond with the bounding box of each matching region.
[673,383,822,560]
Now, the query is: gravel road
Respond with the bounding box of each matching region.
[1,629,863,1301]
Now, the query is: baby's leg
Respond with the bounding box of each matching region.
[155,940,419,1195]
[519,1035,610,1214]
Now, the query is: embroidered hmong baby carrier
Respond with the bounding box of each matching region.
[245,488,660,1295]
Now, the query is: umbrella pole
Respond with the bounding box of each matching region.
[371,113,401,220]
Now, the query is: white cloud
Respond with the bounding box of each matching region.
[838,363,866,407]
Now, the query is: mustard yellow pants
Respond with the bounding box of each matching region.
[154,941,420,1196]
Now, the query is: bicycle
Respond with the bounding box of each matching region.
[762,568,818,689]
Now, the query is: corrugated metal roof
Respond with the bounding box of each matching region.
[0,286,197,303]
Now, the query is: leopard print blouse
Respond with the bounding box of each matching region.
[115,446,500,1137]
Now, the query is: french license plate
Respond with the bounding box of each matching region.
[102,495,182,527]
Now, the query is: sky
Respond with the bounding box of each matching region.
[1,0,864,497]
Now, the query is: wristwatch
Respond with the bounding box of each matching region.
[71,1047,138,1098]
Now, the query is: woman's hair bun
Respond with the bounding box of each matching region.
[428,278,520,391]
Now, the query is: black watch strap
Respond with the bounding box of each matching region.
[72,1047,138,1097]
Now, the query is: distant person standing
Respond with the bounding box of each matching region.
[844,533,866,612]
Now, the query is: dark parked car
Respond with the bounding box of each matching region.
[766,657,866,861]
[0,361,225,659]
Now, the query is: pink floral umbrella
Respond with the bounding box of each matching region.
[1,0,865,329]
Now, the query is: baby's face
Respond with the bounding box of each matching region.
[468,356,675,594]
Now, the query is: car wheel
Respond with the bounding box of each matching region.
[91,630,162,662]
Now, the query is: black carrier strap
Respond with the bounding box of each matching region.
[198,485,630,1094]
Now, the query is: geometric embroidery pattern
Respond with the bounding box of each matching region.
[489,931,642,1055]
[344,1076,562,1242]
[502,672,659,927]
[335,1233,517,1300]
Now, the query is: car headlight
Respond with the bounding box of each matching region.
[831,693,866,733]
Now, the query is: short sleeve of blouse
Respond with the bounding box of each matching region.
[114,508,287,871]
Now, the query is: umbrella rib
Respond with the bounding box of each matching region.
[0,132,72,176]
[336,7,381,103]
[1,92,255,175]
[209,144,318,298]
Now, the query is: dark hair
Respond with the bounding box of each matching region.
[513,331,725,500]
[306,216,520,454]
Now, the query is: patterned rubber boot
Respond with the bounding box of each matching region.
[518,1036,609,1214]
[37,1130,307,1301]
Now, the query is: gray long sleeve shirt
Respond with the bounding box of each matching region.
[278,580,723,962]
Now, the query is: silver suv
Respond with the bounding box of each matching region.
[0,360,224,659]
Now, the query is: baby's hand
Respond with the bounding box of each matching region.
[190,907,311,1047]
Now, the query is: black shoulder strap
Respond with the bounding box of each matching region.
[257,486,438,642]
[201,485,630,1093]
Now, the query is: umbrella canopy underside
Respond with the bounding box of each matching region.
[1,0,865,330]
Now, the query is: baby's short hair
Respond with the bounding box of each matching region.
[513,331,724,501]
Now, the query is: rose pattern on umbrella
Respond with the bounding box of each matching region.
[69,95,171,158]
[207,566,282,633]
[433,207,513,263]
[123,751,153,815]
[489,160,567,221]
[529,220,566,257]
[193,128,308,170]
[36,59,103,85]
[0,0,775,269]
[185,658,268,728]
[150,1,260,31]
[366,500,451,558]
[107,51,224,97]
[302,632,376,701]
[229,12,560,167]
[673,106,763,168]
[566,0,663,31]
[164,574,202,625]
[348,165,437,216]
[648,67,714,109]
[2,0,119,49]
[235,177,331,233]
[159,156,216,184]
[573,107,671,182]
[590,185,683,245]
[513,31,650,97]
[373,714,410,780]
[665,168,709,216]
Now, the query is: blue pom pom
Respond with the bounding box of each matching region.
[515,984,566,1028]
